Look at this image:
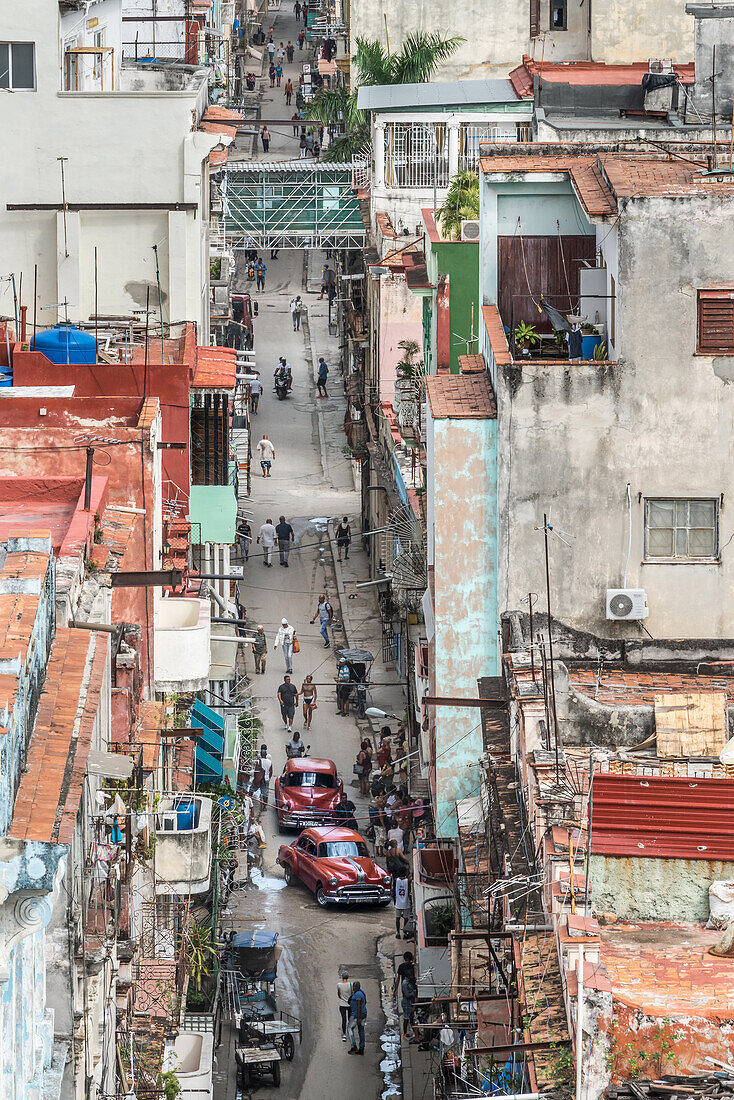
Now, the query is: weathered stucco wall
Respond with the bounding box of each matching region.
[430,413,497,834]
[590,854,734,921]
[494,193,734,639]
[592,0,693,61]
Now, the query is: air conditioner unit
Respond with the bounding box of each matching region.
[606,588,649,621]
[159,812,179,833]
[460,220,480,242]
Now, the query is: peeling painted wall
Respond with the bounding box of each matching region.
[428,412,497,834]
[590,854,734,921]
[489,191,734,639]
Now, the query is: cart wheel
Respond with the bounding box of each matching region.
[283,863,294,885]
[282,1034,295,1061]
[272,1060,281,1086]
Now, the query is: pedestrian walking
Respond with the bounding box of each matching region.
[302,2,308,23]
[269,62,276,87]
[316,356,329,397]
[254,745,273,812]
[368,792,388,855]
[267,39,275,60]
[337,972,352,1042]
[298,28,305,49]
[249,375,262,413]
[274,618,296,673]
[275,62,283,86]
[305,132,314,156]
[301,674,317,729]
[275,514,295,566]
[347,981,366,1055]
[286,730,307,758]
[319,264,334,300]
[284,78,293,105]
[356,739,373,799]
[386,839,410,885]
[257,517,276,567]
[256,434,275,478]
[237,517,251,560]
[394,952,417,1038]
[261,125,271,153]
[268,25,274,42]
[286,40,295,62]
[271,246,279,259]
[255,258,267,291]
[290,295,302,330]
[294,0,301,16]
[310,592,333,646]
[394,871,411,938]
[336,792,357,831]
[299,133,307,158]
[292,111,301,136]
[336,515,351,560]
[252,625,268,674]
[277,43,285,62]
[312,139,320,160]
[277,675,299,731]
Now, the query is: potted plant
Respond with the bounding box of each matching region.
[514,321,539,356]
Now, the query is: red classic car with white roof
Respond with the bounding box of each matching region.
[274,757,343,829]
[277,826,392,907]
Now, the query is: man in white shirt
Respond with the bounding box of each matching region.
[257,517,276,567]
[337,971,353,1042]
[257,433,275,477]
[290,295,302,331]
[249,376,262,414]
[394,872,411,939]
[274,617,296,673]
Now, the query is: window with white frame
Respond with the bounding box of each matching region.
[645,498,719,561]
[0,42,35,89]
[384,122,449,189]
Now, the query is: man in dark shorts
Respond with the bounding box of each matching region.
[277,675,299,732]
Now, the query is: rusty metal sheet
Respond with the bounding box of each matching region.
[590,773,734,861]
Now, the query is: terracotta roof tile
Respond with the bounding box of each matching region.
[9,628,107,844]
[192,345,237,390]
[481,304,512,367]
[457,353,486,374]
[199,105,242,167]
[426,372,496,419]
[509,55,694,98]
[568,667,734,706]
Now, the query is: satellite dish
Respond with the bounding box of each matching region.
[720,737,734,764]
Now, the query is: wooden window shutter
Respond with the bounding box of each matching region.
[698,289,734,353]
[530,0,540,37]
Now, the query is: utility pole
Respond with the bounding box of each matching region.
[58,157,69,258]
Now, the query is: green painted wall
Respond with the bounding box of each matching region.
[427,237,480,375]
[189,484,238,544]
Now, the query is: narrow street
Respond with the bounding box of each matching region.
[214,237,396,1099]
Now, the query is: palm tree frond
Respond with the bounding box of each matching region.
[438,169,479,239]
[390,32,465,84]
[354,36,392,86]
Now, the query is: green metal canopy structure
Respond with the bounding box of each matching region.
[217,162,367,249]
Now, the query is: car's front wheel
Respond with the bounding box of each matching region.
[283,863,294,885]
[315,884,330,907]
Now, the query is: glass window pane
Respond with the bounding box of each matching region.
[648,528,674,556]
[11,43,34,89]
[689,500,715,527]
[648,501,674,528]
[674,500,689,526]
[689,528,715,556]
[675,528,688,556]
[0,44,9,89]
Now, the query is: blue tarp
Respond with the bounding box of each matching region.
[233,930,278,949]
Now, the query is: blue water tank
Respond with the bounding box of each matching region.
[31,325,97,365]
[173,796,199,831]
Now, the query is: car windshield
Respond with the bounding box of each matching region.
[285,772,335,788]
[318,841,370,858]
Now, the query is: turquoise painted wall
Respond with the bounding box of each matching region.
[189,484,238,544]
[430,413,498,835]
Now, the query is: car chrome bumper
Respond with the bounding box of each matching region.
[327,886,391,904]
[280,812,335,827]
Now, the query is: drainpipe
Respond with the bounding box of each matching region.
[575,943,585,1100]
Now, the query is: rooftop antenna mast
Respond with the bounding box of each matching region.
[57,157,69,258]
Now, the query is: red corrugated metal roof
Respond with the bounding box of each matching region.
[590,774,734,861]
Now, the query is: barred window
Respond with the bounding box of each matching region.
[645,499,718,561]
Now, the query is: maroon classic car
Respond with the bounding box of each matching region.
[274,757,343,829]
[277,826,393,907]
